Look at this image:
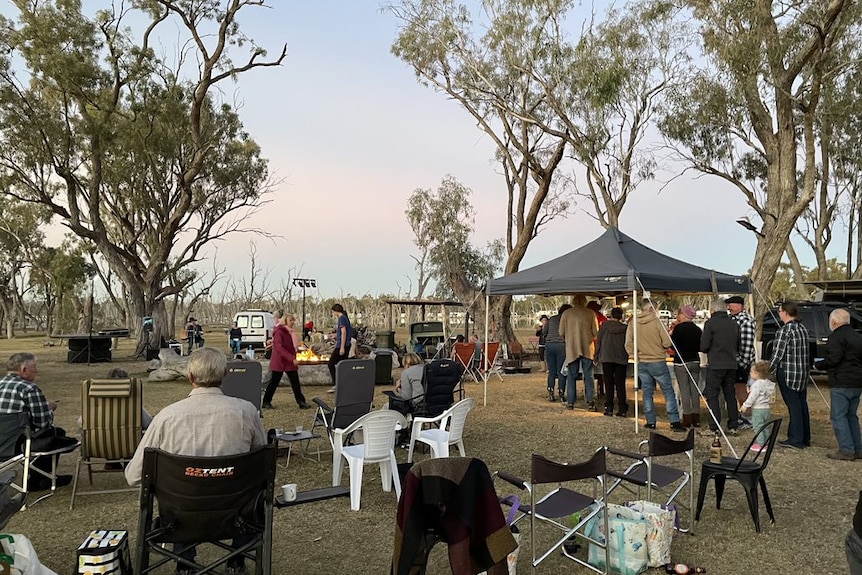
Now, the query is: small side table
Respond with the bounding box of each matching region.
[276,430,321,468]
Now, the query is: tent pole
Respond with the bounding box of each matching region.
[633,289,639,433]
[484,291,490,406]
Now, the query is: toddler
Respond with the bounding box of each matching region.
[740,360,776,451]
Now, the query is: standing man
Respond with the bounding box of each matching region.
[700,298,741,436]
[625,301,684,431]
[125,347,266,575]
[769,301,811,449]
[0,353,78,490]
[559,294,599,411]
[814,308,862,460]
[726,295,757,428]
[185,317,204,354]
[536,315,548,373]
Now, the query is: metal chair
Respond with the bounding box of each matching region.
[452,342,480,383]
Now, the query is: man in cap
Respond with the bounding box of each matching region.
[726,295,757,429]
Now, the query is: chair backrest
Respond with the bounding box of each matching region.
[352,410,404,463]
[531,449,606,485]
[482,342,501,371]
[374,353,394,385]
[452,343,475,369]
[443,398,474,443]
[0,412,28,461]
[223,361,263,413]
[508,340,523,359]
[81,378,143,460]
[736,418,782,471]
[333,359,376,430]
[424,358,463,417]
[648,428,695,457]
[140,444,276,543]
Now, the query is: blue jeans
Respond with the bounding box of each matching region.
[638,361,680,425]
[777,374,810,448]
[545,342,566,394]
[230,338,242,355]
[848,529,862,575]
[831,387,862,455]
[566,356,594,404]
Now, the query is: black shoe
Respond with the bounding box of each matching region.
[644,423,656,429]
[262,402,274,409]
[30,475,72,491]
[603,409,614,417]
[227,561,247,574]
[566,403,574,410]
[298,402,310,409]
[670,422,686,432]
[558,391,565,403]
[587,401,597,412]
[548,390,555,402]
[616,409,628,418]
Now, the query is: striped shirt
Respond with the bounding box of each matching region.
[730,310,757,367]
[769,320,810,391]
[0,373,54,432]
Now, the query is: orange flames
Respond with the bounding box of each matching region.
[296,348,328,363]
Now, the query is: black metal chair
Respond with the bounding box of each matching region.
[133,444,277,574]
[497,451,610,572]
[311,358,376,453]
[695,418,782,533]
[605,428,695,532]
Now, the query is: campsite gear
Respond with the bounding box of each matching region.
[709,433,722,464]
[665,564,706,574]
[586,502,649,575]
[77,530,131,575]
[625,501,676,567]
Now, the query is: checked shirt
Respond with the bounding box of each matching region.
[730,310,757,368]
[0,373,54,432]
[769,320,810,391]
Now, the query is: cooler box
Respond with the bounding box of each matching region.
[77,530,131,575]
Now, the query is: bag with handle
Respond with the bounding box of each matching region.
[625,500,676,567]
[585,502,649,575]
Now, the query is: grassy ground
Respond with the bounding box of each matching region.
[0,333,856,574]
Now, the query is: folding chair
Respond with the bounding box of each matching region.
[133,444,277,574]
[696,418,782,533]
[497,450,610,572]
[0,413,80,509]
[407,397,474,463]
[422,358,464,416]
[71,378,143,509]
[332,409,407,511]
[605,428,695,532]
[481,342,504,382]
[311,358,376,453]
[392,457,518,575]
[452,342,480,383]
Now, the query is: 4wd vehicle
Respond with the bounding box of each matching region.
[760,301,862,371]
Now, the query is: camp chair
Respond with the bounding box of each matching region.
[605,428,695,532]
[407,398,474,463]
[422,358,464,417]
[332,409,407,511]
[481,341,504,382]
[0,412,80,509]
[133,444,276,574]
[392,457,518,575]
[70,378,143,509]
[452,342,480,383]
[497,450,610,572]
[311,358,376,453]
[695,418,782,533]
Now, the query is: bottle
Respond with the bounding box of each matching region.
[709,432,722,464]
[665,564,706,574]
[246,345,254,360]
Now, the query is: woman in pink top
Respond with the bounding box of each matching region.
[262,310,309,410]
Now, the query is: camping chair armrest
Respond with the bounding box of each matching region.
[605,446,645,461]
[312,397,333,414]
[496,470,527,490]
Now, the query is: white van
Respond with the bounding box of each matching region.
[232,309,276,349]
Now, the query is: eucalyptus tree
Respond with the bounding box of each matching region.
[29,241,91,335]
[0,0,285,354]
[659,0,856,317]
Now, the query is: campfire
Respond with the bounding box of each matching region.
[296,348,328,364]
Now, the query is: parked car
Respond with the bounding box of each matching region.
[232,309,275,349]
[759,301,862,372]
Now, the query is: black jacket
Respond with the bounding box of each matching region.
[814,324,862,389]
[595,319,628,364]
[700,311,739,370]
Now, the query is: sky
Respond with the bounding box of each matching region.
[50,1,840,300]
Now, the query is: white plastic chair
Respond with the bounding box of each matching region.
[407,398,474,463]
[332,409,407,511]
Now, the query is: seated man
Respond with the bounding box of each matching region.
[125,346,266,575]
[0,352,77,490]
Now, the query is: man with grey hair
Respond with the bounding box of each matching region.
[125,347,266,574]
[815,308,862,461]
[700,298,741,436]
[0,352,77,490]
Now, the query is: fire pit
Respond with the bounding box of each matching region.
[296,348,331,385]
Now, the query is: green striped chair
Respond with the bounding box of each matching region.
[70,378,143,509]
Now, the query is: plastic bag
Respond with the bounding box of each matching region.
[626,500,676,567]
[0,534,58,575]
[585,503,649,575]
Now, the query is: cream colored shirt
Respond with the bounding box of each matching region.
[125,386,266,485]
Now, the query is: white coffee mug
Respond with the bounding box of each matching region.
[282,483,297,502]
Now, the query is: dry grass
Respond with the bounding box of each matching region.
[1,334,855,574]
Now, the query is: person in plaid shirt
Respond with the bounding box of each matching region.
[769,301,811,449]
[726,296,757,428]
[0,352,77,489]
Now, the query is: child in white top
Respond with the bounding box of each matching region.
[740,360,776,451]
